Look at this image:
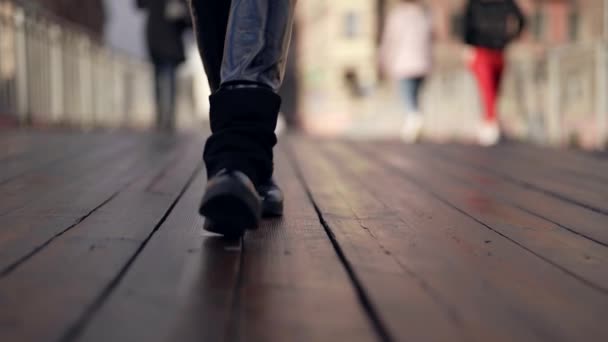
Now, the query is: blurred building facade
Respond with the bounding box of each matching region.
[30,0,106,37]
[296,0,379,133]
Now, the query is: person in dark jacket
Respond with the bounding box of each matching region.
[190,0,296,237]
[463,0,526,145]
[137,0,190,131]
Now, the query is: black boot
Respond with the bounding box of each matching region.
[200,87,280,236]
[200,169,262,237]
[257,177,284,217]
[203,177,283,235]
[203,87,280,185]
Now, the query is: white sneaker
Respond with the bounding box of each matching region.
[478,121,500,146]
[400,114,423,143]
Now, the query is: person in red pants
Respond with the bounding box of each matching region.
[463,0,526,145]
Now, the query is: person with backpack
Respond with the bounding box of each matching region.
[463,0,526,145]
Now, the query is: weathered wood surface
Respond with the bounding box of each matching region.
[0,129,606,342]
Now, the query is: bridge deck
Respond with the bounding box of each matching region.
[0,129,607,342]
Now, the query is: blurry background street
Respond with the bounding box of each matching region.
[1,0,608,149]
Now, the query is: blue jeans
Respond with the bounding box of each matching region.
[399,76,425,114]
[154,63,177,130]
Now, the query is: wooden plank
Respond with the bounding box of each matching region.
[0,135,195,273]
[290,139,471,342]
[472,144,608,193]
[496,143,608,184]
[223,147,378,342]
[351,142,608,292]
[0,133,141,215]
[443,144,608,196]
[383,142,608,247]
[294,139,608,341]
[433,144,608,214]
[0,131,109,184]
[76,171,240,342]
[0,130,49,161]
[0,130,70,161]
[77,146,378,342]
[0,135,201,342]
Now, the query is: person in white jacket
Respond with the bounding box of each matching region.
[380,0,433,142]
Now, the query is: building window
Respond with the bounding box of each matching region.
[344,11,360,39]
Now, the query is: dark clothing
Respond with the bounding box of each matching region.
[137,0,190,64]
[154,62,178,130]
[190,0,295,185]
[138,0,190,130]
[204,87,281,184]
[463,0,526,51]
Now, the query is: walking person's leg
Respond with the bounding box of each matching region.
[189,0,296,236]
[165,63,178,130]
[154,63,177,131]
[490,53,505,120]
[189,0,231,92]
[470,49,495,122]
[399,78,417,114]
[399,77,424,143]
[411,76,425,114]
[470,48,500,145]
[153,64,165,129]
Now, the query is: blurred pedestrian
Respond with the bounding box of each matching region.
[380,0,433,143]
[190,0,295,237]
[463,0,526,146]
[136,0,191,131]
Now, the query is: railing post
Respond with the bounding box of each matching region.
[62,30,73,124]
[79,35,93,127]
[49,24,63,122]
[596,42,608,150]
[14,7,28,123]
[0,1,15,116]
[2,0,157,129]
[546,48,562,146]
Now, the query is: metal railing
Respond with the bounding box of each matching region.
[0,0,156,128]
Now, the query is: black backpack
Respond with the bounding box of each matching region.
[463,0,526,50]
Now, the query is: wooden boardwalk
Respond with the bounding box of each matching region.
[0,129,607,342]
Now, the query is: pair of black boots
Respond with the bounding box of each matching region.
[198,86,284,237]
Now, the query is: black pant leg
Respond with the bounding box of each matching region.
[188,0,231,92]
[154,63,177,130]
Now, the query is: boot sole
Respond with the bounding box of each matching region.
[199,178,261,237]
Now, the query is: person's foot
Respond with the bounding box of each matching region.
[203,177,283,234]
[257,178,284,217]
[400,114,423,143]
[199,169,262,237]
[478,120,500,146]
